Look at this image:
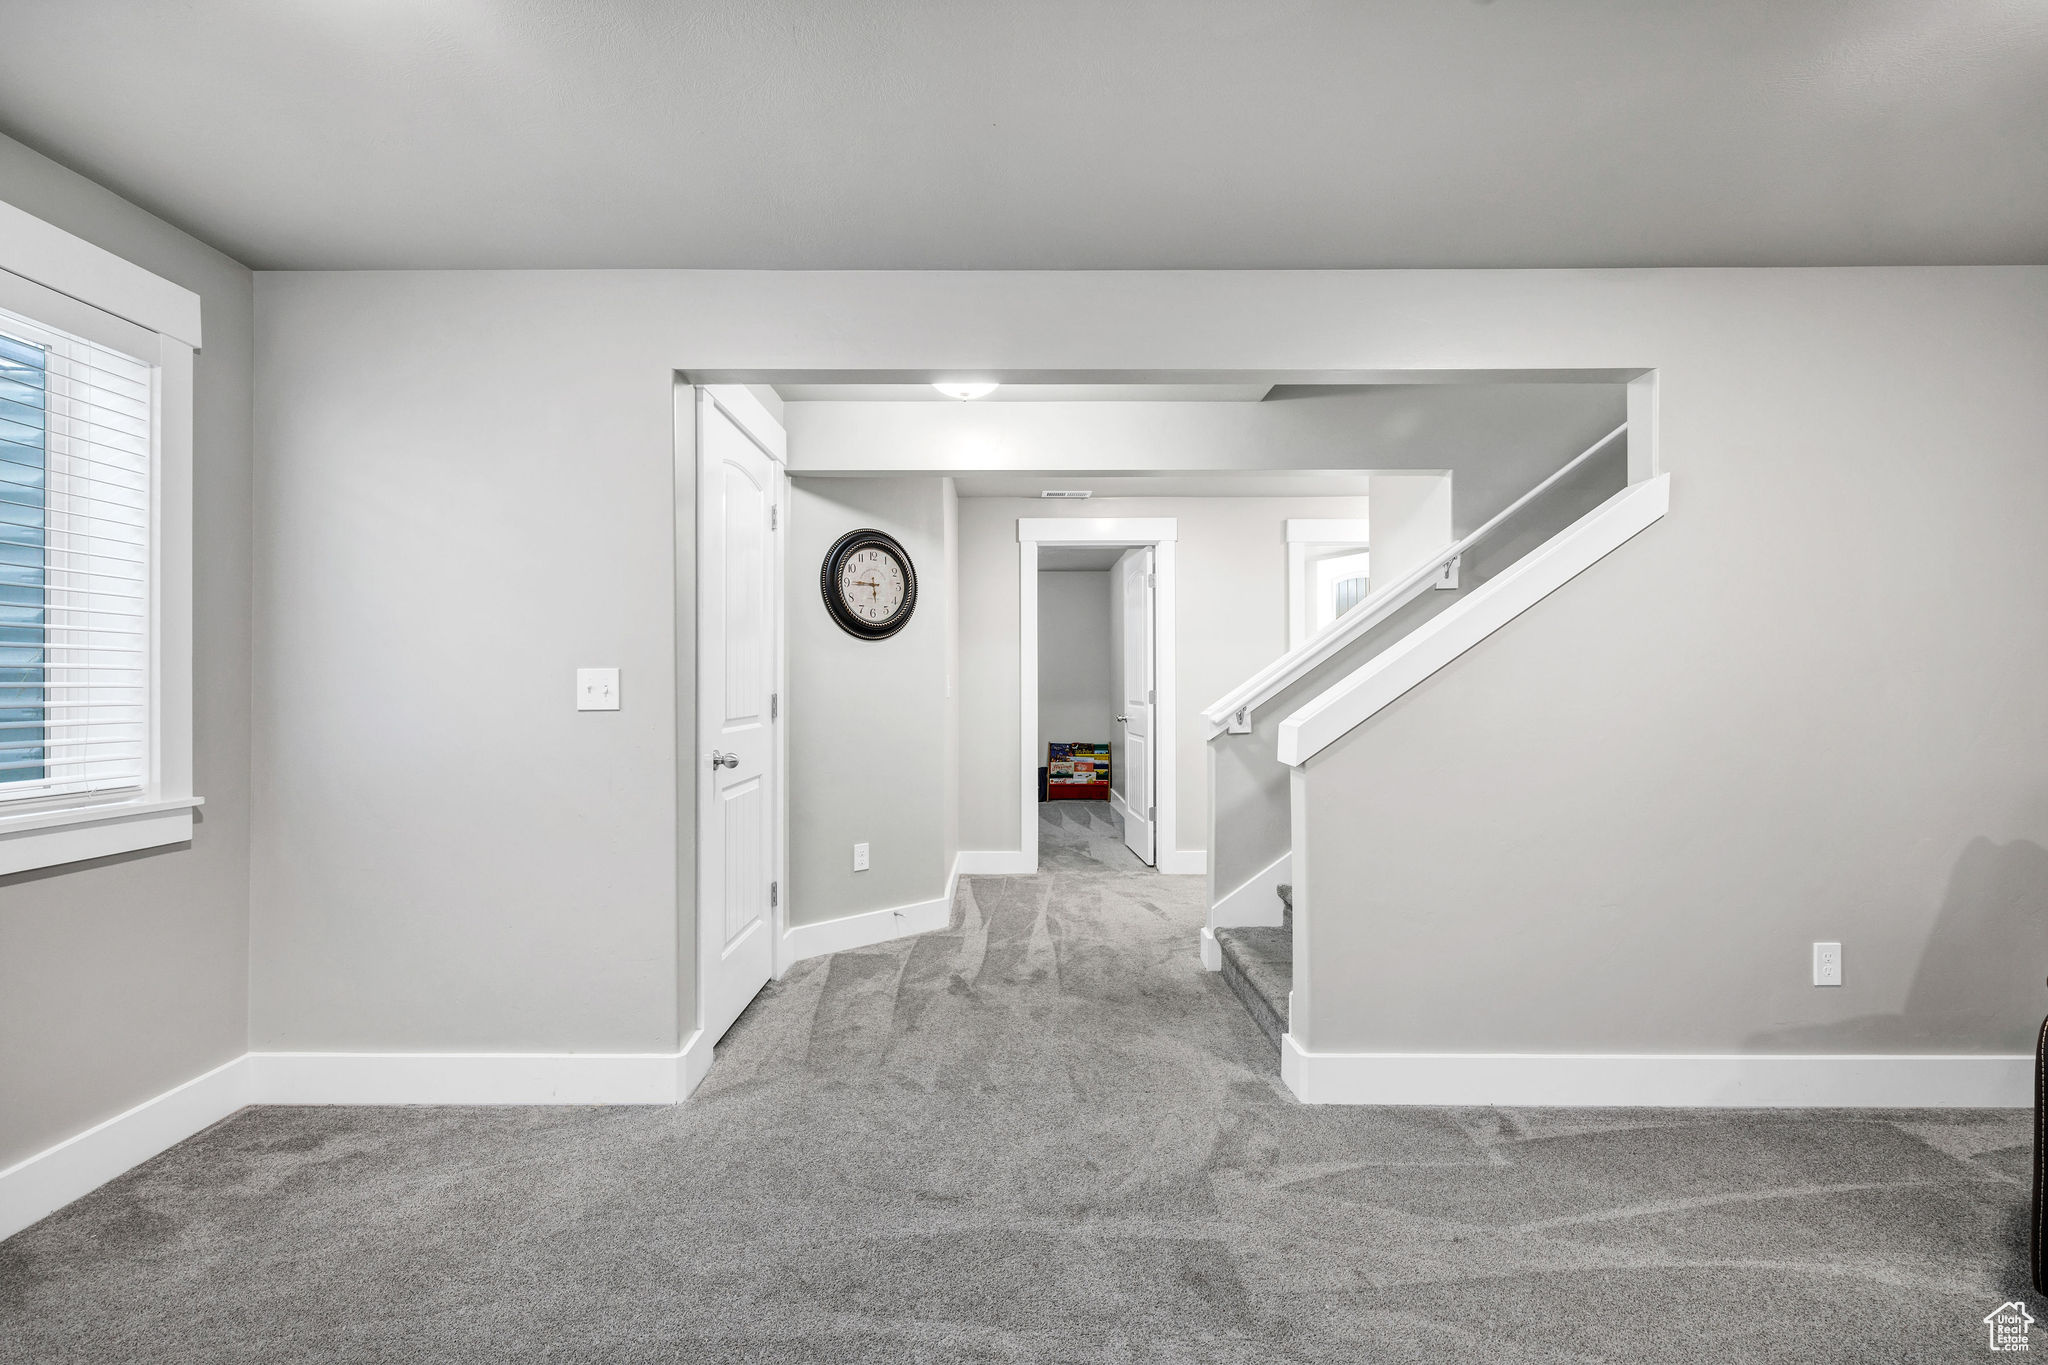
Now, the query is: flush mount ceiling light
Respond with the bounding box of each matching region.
[1039,490,1093,499]
[932,380,999,400]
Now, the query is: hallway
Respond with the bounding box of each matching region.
[1,804,2032,1362]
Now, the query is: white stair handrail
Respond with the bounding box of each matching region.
[1277,473,1670,765]
[1203,422,1628,735]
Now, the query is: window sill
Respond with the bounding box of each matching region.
[0,796,205,877]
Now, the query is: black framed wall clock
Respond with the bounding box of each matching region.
[821,528,918,640]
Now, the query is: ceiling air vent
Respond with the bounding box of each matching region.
[1039,490,1093,499]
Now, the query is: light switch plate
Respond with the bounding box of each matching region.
[577,668,620,711]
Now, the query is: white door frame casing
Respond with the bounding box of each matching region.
[1018,517,1197,874]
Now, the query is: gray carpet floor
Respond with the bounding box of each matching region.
[1,801,2037,1362]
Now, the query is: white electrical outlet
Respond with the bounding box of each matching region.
[852,842,870,872]
[1812,941,1842,987]
[576,668,620,711]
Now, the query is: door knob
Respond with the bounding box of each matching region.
[1115,715,1130,723]
[711,750,739,770]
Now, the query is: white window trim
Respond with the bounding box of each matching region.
[0,201,200,876]
[1285,517,1370,649]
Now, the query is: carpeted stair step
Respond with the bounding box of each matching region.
[1215,920,1291,1053]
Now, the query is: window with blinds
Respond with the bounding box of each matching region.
[0,305,152,804]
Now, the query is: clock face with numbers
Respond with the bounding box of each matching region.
[821,529,918,639]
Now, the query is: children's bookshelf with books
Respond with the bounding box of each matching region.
[1045,742,1111,801]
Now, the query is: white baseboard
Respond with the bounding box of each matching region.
[677,1027,715,1100]
[0,1053,249,1242]
[1199,926,1222,971]
[10,1034,2028,1248]
[248,1047,698,1106]
[2,1030,724,1242]
[781,855,959,965]
[1210,850,1290,928]
[957,849,1035,875]
[1098,790,1199,875]
[1279,1035,2031,1108]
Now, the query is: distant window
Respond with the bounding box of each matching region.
[1312,547,1372,634]
[1285,517,1371,649]
[1331,571,1369,618]
[0,307,151,803]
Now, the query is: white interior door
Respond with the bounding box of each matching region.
[698,390,781,1045]
[1117,547,1156,865]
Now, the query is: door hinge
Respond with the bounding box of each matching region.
[770,504,778,531]
[771,692,778,720]
[1147,572,1156,588]
[770,880,779,908]
[1148,688,1156,704]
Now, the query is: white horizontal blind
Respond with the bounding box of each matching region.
[0,304,152,803]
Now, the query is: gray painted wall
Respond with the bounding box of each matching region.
[957,495,1370,857]
[250,278,684,1051]
[787,476,954,924]
[1289,284,2048,1057]
[246,265,2048,1067]
[1364,475,1454,598]
[0,136,253,1168]
[1037,570,1114,773]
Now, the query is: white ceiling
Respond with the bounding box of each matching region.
[0,1,2042,270]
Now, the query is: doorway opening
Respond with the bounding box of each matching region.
[1035,544,1143,866]
[1017,518,1182,873]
